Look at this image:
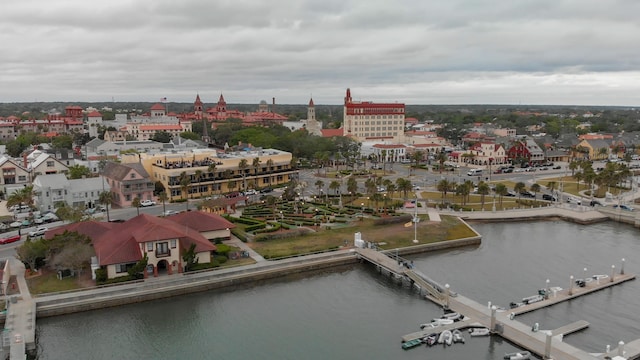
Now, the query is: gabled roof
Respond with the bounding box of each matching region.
[582,138,611,150]
[102,162,150,181]
[87,111,102,117]
[166,211,235,232]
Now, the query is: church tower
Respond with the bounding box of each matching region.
[194,94,203,118]
[306,98,322,136]
[216,94,227,114]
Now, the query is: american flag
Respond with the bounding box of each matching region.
[160,97,167,103]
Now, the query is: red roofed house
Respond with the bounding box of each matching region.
[101,162,155,208]
[463,142,507,166]
[46,213,217,280]
[165,211,235,241]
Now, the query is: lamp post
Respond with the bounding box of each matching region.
[360,202,364,221]
[279,211,283,230]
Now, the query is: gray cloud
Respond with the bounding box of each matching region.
[1,0,640,105]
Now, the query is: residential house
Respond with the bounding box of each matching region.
[506,138,545,164]
[33,173,109,212]
[101,162,155,208]
[464,142,508,166]
[0,156,30,197]
[575,138,612,160]
[24,150,69,180]
[165,211,235,242]
[45,213,216,280]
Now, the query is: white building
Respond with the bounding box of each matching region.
[33,173,109,212]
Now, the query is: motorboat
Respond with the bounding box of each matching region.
[509,302,524,309]
[592,274,609,281]
[469,327,491,337]
[504,351,531,360]
[441,312,464,322]
[419,322,439,330]
[438,330,453,346]
[430,318,454,326]
[452,329,465,344]
[401,338,423,350]
[423,333,438,347]
[522,294,544,305]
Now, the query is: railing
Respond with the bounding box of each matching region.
[155,250,171,258]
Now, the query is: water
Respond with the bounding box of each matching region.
[35,221,640,359]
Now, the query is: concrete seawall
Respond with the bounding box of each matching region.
[33,235,483,318]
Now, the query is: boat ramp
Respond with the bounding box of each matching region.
[354,247,637,360]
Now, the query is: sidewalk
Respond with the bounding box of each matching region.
[225,235,266,262]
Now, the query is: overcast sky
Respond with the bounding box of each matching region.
[2,0,640,106]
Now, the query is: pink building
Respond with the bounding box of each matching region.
[102,162,155,208]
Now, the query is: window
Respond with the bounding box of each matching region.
[115,264,129,273]
[156,242,170,257]
[170,239,177,249]
[46,161,54,167]
[130,173,136,179]
[147,242,153,251]
[18,176,26,182]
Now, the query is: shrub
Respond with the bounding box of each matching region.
[373,214,412,225]
[214,255,228,264]
[95,268,107,283]
[215,243,231,257]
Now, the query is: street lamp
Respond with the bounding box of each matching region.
[360,202,364,220]
[279,211,283,230]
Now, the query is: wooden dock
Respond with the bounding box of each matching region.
[355,248,404,276]
[401,318,482,342]
[599,338,640,359]
[552,320,590,338]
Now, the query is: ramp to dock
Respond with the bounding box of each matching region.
[552,320,589,338]
[404,270,445,304]
[355,248,404,275]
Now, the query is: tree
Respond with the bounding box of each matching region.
[530,183,541,197]
[128,254,148,279]
[329,180,340,198]
[265,159,274,188]
[314,180,324,198]
[547,181,557,194]
[437,179,452,204]
[179,171,190,210]
[495,183,508,206]
[477,181,490,209]
[150,131,173,143]
[514,182,526,199]
[98,191,113,222]
[437,152,447,173]
[67,164,92,179]
[51,134,73,150]
[238,159,249,191]
[252,157,261,178]
[179,131,200,140]
[182,244,199,272]
[132,197,141,216]
[54,203,86,223]
[46,231,93,276]
[158,191,168,215]
[346,177,358,201]
[7,185,35,210]
[395,178,412,200]
[16,237,47,271]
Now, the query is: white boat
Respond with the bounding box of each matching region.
[504,351,531,359]
[419,322,439,330]
[423,333,438,347]
[441,312,464,321]
[438,330,453,346]
[522,294,544,305]
[430,318,454,326]
[469,327,491,337]
[452,329,465,344]
[592,274,609,281]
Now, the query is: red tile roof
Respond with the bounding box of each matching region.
[139,124,183,131]
[321,128,344,137]
[87,111,102,117]
[166,211,235,232]
[150,103,166,111]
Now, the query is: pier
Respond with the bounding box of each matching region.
[356,247,636,360]
[2,258,36,360]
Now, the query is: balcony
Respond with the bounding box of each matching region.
[155,249,171,258]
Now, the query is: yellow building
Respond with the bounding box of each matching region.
[124,148,296,201]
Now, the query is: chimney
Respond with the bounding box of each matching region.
[272,97,276,113]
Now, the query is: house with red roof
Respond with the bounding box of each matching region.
[101,162,155,208]
[165,211,235,241]
[45,213,218,279]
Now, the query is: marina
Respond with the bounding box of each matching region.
[355,248,636,359]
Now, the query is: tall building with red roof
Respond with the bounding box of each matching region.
[342,88,405,143]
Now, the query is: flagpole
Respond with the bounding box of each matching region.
[413,198,418,243]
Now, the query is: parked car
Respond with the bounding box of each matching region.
[613,204,634,211]
[502,168,514,173]
[542,194,557,201]
[567,197,582,205]
[589,200,604,207]
[0,223,9,230]
[259,188,273,193]
[505,190,517,197]
[28,226,48,238]
[520,191,536,198]
[162,210,179,216]
[140,200,156,207]
[244,189,259,196]
[0,234,21,245]
[552,165,562,170]
[9,221,22,228]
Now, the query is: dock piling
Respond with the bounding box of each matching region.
[490,305,496,331]
[569,275,574,295]
[545,332,552,359]
[611,265,616,282]
[618,341,625,357]
[621,258,625,275]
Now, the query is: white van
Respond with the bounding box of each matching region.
[467,169,483,176]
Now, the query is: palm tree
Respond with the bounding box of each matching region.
[568,160,579,176]
[436,179,451,204]
[437,152,447,174]
[347,177,358,202]
[547,181,557,194]
[207,162,217,195]
[132,197,141,216]
[329,180,340,198]
[395,178,412,200]
[265,159,274,189]
[238,159,249,191]
[530,183,541,197]
[477,181,490,209]
[7,185,35,210]
[380,149,387,175]
[252,157,261,179]
[98,191,113,222]
[514,182,526,199]
[456,183,470,205]
[494,183,508,207]
[179,171,190,211]
[158,191,168,215]
[194,169,203,198]
[314,180,324,198]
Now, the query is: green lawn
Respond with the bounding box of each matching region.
[248,215,477,259]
